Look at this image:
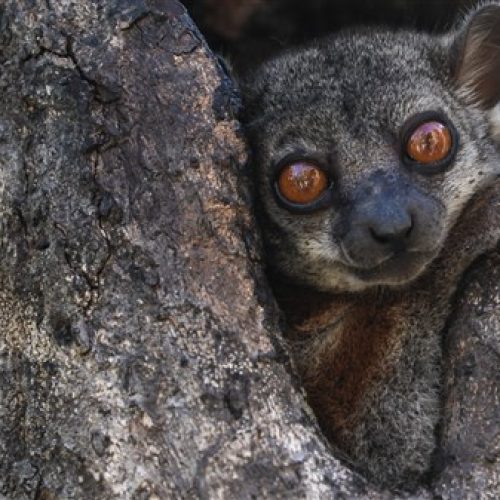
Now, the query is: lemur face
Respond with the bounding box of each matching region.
[242,19,500,292]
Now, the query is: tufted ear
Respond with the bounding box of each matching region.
[450,3,500,110]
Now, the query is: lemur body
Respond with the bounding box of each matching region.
[241,3,500,489]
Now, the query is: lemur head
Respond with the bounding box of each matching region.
[241,3,500,292]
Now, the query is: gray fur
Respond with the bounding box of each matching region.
[241,2,500,490]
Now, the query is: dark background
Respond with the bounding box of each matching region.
[184,0,475,73]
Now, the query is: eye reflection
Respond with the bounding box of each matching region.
[277,162,328,205]
[406,121,452,165]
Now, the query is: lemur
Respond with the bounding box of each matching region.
[240,2,500,490]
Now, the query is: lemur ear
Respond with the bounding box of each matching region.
[450,3,500,109]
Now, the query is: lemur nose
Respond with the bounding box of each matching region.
[368,213,414,247]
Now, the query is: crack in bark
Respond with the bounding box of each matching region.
[19,35,119,316]
[66,36,92,86]
[20,36,68,65]
[89,151,114,312]
[66,36,121,104]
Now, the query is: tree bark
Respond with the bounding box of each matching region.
[434,252,500,498]
[0,1,497,499]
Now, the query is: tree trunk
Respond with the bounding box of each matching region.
[434,252,500,498]
[0,1,497,498]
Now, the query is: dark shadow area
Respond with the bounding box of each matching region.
[184,0,475,74]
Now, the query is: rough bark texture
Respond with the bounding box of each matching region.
[434,252,500,497]
[0,1,497,499]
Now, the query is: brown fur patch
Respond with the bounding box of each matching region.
[308,303,401,447]
[277,284,403,451]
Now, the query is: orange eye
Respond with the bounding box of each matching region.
[406,121,452,164]
[277,162,328,205]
